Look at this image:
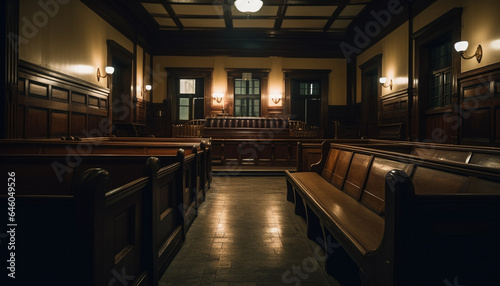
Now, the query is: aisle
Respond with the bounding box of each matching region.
[159,176,339,286]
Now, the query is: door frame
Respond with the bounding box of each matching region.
[359,54,382,138]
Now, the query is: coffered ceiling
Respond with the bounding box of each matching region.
[82,0,433,58]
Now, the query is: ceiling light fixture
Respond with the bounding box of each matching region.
[235,0,263,13]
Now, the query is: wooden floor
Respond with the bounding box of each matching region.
[159,176,339,286]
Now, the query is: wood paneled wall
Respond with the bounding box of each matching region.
[458,62,500,146]
[16,61,110,139]
[373,63,500,146]
[379,89,410,140]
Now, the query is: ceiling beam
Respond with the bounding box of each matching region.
[274,0,287,31]
[222,0,233,29]
[323,0,349,32]
[161,1,184,30]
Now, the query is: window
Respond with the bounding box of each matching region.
[300,82,320,96]
[178,78,204,122]
[234,78,261,117]
[428,36,452,108]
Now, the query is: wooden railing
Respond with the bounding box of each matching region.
[172,117,320,139]
[289,120,319,138]
[172,119,205,137]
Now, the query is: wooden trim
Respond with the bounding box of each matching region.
[2,0,19,138]
[458,62,500,81]
[380,88,410,101]
[359,54,382,138]
[19,60,109,95]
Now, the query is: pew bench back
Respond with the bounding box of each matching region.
[0,153,186,286]
[287,142,500,285]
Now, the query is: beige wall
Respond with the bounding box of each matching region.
[152,55,347,105]
[356,23,409,103]
[355,0,500,103]
[19,0,134,89]
[414,0,500,72]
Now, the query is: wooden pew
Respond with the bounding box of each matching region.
[75,136,213,198]
[286,142,500,285]
[0,138,204,221]
[97,136,213,192]
[296,139,500,173]
[409,142,500,168]
[296,139,408,172]
[0,153,186,286]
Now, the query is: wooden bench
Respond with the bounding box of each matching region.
[0,153,186,286]
[296,139,500,173]
[286,142,500,285]
[296,139,409,173]
[80,136,212,200]
[409,142,500,168]
[79,136,213,192]
[0,138,207,216]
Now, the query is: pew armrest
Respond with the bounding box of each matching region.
[310,140,332,174]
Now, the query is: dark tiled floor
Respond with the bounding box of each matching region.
[159,176,340,286]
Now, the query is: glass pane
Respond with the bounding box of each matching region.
[235,99,241,116]
[179,97,189,105]
[180,79,196,94]
[253,99,260,117]
[430,40,452,71]
[300,83,307,95]
[179,106,189,120]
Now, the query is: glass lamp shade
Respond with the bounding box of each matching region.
[379,77,387,84]
[454,41,469,53]
[235,0,263,13]
[104,66,115,74]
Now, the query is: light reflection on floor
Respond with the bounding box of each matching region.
[159,176,339,286]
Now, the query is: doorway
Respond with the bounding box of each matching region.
[290,80,321,127]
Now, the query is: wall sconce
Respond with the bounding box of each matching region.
[212,93,224,103]
[379,77,392,90]
[271,94,282,104]
[144,84,152,92]
[454,41,482,63]
[97,66,114,81]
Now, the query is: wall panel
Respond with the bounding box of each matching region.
[71,113,87,137]
[458,62,500,146]
[17,60,110,139]
[51,111,69,138]
[26,108,48,139]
